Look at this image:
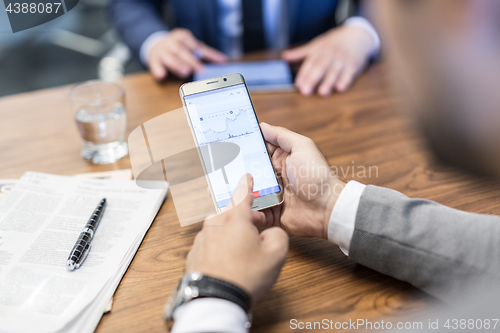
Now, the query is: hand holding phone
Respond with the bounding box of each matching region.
[254,123,346,239]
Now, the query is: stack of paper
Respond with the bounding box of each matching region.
[0,171,168,333]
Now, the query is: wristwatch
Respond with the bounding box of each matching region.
[163,271,252,329]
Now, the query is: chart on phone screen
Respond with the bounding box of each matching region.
[184,84,260,146]
[184,83,279,207]
[194,107,257,144]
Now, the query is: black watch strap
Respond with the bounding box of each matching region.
[193,276,252,313]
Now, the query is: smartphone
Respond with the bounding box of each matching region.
[180,73,283,213]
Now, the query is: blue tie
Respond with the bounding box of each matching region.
[242,0,266,52]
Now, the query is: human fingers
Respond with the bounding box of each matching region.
[171,29,227,63]
[160,52,192,78]
[266,141,278,156]
[294,54,323,96]
[230,174,254,209]
[173,28,201,51]
[296,55,334,96]
[202,213,224,228]
[199,43,228,63]
[260,122,311,154]
[251,208,274,228]
[281,44,310,62]
[318,61,344,97]
[250,210,267,227]
[176,46,204,73]
[149,56,167,80]
[259,227,289,258]
[335,64,358,93]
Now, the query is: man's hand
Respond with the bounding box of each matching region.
[282,25,375,97]
[148,28,227,80]
[253,123,346,239]
[186,174,289,300]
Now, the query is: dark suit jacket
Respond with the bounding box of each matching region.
[108,0,350,61]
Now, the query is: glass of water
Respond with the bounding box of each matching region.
[69,80,128,164]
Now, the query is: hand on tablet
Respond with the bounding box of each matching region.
[282,25,375,97]
[148,28,227,80]
[186,174,288,300]
[252,123,346,239]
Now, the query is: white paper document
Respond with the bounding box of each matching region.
[0,172,167,333]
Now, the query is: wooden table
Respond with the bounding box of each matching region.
[2,60,500,332]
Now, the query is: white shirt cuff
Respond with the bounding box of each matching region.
[327,180,366,256]
[140,30,169,66]
[171,298,249,333]
[343,16,381,57]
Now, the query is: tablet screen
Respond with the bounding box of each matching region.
[193,60,294,92]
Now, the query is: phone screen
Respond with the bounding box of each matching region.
[184,83,280,208]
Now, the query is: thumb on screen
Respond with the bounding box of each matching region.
[230,174,254,208]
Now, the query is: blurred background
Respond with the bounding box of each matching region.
[0,0,356,98]
[0,0,143,97]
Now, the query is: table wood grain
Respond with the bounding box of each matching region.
[2,59,500,332]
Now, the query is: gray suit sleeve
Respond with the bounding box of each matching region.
[349,185,500,303]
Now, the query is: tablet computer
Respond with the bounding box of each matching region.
[193,60,295,92]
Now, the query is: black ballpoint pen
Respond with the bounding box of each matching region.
[66,198,107,271]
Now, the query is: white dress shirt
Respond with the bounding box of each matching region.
[171,298,249,333]
[327,180,366,255]
[171,180,367,333]
[140,0,380,65]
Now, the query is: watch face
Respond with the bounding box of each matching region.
[164,272,201,321]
